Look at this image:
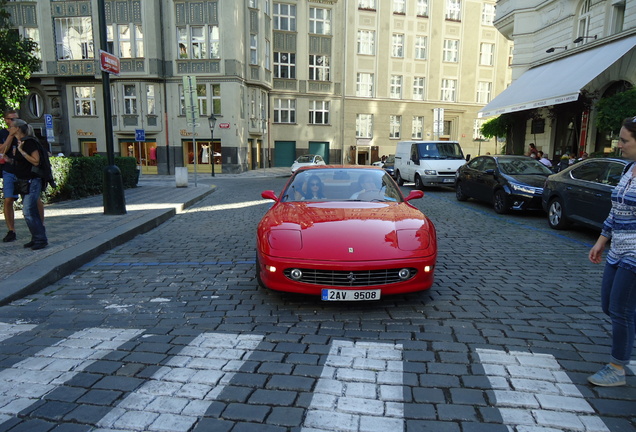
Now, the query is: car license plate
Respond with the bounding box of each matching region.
[443,178,454,183]
[321,289,381,301]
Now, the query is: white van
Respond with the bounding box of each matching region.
[394,141,466,189]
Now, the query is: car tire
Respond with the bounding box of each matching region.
[547,197,571,230]
[255,257,266,288]
[396,171,405,186]
[455,181,469,201]
[493,189,509,214]
[414,175,424,190]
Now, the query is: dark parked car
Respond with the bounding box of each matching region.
[455,155,553,214]
[383,155,395,178]
[542,158,628,230]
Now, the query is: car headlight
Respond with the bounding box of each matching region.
[424,170,437,175]
[509,183,540,195]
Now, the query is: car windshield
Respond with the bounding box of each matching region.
[497,157,553,175]
[416,142,464,160]
[280,169,403,203]
[295,155,314,163]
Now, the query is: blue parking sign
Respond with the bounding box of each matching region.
[135,129,145,141]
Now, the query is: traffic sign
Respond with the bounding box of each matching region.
[99,50,120,75]
[135,129,145,141]
[219,123,230,129]
[44,114,54,141]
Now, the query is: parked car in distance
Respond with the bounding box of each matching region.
[394,141,466,189]
[542,157,628,230]
[455,155,553,214]
[257,166,437,300]
[290,154,326,173]
[382,155,395,178]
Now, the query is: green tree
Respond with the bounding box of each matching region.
[595,87,636,134]
[0,0,40,113]
[480,114,513,139]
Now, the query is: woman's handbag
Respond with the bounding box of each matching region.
[14,178,30,195]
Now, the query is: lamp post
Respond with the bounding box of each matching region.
[208,113,217,177]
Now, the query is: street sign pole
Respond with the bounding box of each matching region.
[183,76,199,187]
[97,0,126,215]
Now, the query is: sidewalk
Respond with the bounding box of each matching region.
[0,167,289,305]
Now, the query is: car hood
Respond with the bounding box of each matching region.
[258,201,436,261]
[505,174,548,188]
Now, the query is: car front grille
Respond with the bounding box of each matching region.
[283,268,417,287]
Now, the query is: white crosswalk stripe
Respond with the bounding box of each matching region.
[0,327,143,425]
[93,332,264,432]
[477,348,610,432]
[301,340,405,432]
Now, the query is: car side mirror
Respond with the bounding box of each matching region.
[261,190,278,201]
[465,154,471,161]
[404,190,424,201]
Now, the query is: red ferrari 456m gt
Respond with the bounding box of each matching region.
[256,166,437,301]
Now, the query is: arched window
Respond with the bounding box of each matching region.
[576,0,592,44]
[27,92,43,118]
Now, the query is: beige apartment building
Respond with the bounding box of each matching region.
[8,0,512,174]
[482,0,636,160]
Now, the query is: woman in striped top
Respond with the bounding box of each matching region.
[588,116,636,387]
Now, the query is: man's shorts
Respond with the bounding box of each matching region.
[2,171,19,199]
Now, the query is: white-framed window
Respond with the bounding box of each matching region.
[392,34,404,58]
[415,36,427,60]
[73,86,96,116]
[309,54,330,81]
[445,0,461,20]
[273,3,296,31]
[479,43,494,66]
[413,77,425,100]
[250,34,258,64]
[357,30,375,55]
[123,84,137,114]
[611,1,625,34]
[482,3,495,25]
[441,79,457,102]
[577,0,592,44]
[309,100,330,125]
[356,114,373,138]
[274,52,296,78]
[476,81,492,104]
[55,17,94,60]
[356,73,374,97]
[146,84,156,115]
[390,75,403,99]
[443,39,459,62]
[177,25,220,59]
[358,0,376,10]
[389,115,401,139]
[474,119,486,140]
[274,98,296,123]
[27,92,44,118]
[412,116,424,139]
[393,0,405,14]
[265,40,271,70]
[107,24,144,58]
[14,27,40,60]
[179,83,222,116]
[309,7,331,35]
[416,0,429,17]
[249,0,258,7]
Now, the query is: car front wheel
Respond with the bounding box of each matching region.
[455,181,469,201]
[396,171,405,186]
[414,175,424,190]
[493,189,509,214]
[547,197,571,230]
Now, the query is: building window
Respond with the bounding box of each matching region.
[413,77,425,100]
[356,114,373,138]
[250,34,258,64]
[443,39,459,62]
[576,0,591,43]
[249,0,258,8]
[123,84,137,114]
[393,0,405,14]
[482,3,495,25]
[55,17,94,60]
[309,100,330,125]
[274,52,296,79]
[441,79,457,102]
[390,75,403,99]
[273,3,296,31]
[309,55,330,81]
[358,0,376,10]
[476,81,492,104]
[445,0,461,21]
[73,86,96,116]
[415,36,427,59]
[474,119,486,140]
[389,115,401,139]
[179,83,221,116]
[611,1,625,34]
[479,43,494,66]
[356,73,374,97]
[357,30,375,55]
[265,40,271,69]
[412,116,424,139]
[392,34,404,58]
[146,85,156,115]
[309,8,331,35]
[28,93,43,118]
[107,24,144,58]
[177,25,220,59]
[416,0,428,17]
[13,27,40,60]
[211,84,222,114]
[274,99,296,123]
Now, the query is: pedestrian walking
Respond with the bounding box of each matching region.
[587,115,636,387]
[0,110,20,242]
